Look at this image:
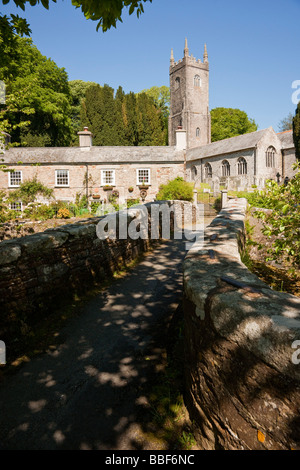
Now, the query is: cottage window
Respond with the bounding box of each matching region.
[194,75,201,87]
[10,201,22,212]
[204,163,212,179]
[101,169,115,186]
[137,169,150,185]
[9,170,22,187]
[237,157,247,175]
[266,146,275,167]
[222,160,230,177]
[55,169,69,187]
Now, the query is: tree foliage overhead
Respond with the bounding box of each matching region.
[293,102,300,161]
[210,107,258,142]
[1,0,152,31]
[80,84,167,146]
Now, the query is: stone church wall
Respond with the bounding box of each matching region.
[283,148,298,179]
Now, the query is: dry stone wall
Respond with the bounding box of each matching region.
[0,201,194,341]
[183,198,300,450]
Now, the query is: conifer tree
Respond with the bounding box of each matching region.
[114,86,127,145]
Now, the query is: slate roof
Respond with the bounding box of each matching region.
[277,130,294,149]
[3,146,184,165]
[186,127,274,161]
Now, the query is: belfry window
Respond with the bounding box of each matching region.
[237,157,247,175]
[194,75,201,87]
[266,146,275,167]
[222,160,230,177]
[175,77,180,90]
[204,163,212,179]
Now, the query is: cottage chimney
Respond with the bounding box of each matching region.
[175,126,186,151]
[77,127,93,147]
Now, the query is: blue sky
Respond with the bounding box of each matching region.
[1,0,300,131]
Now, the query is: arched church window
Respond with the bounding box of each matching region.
[266,146,275,167]
[196,127,200,137]
[204,163,212,179]
[222,160,230,177]
[191,165,197,181]
[175,77,180,90]
[194,75,201,87]
[237,157,247,175]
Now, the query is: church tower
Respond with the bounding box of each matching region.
[168,39,211,149]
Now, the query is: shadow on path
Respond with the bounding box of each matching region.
[0,239,189,450]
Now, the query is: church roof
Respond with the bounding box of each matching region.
[186,127,275,161]
[277,129,294,149]
[3,146,184,165]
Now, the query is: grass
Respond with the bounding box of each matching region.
[134,304,199,450]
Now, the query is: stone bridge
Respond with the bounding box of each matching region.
[0,199,299,450]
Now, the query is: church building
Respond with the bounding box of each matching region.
[0,39,297,209]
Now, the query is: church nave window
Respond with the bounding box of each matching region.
[222,160,230,177]
[266,146,275,167]
[204,162,212,179]
[237,157,247,175]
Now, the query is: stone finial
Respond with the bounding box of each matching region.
[184,38,189,57]
[203,43,208,63]
[170,48,174,66]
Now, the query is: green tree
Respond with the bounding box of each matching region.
[278,112,294,132]
[210,107,258,142]
[293,102,300,160]
[139,86,169,144]
[69,79,98,144]
[0,33,73,146]
[121,91,137,145]
[81,83,117,145]
[135,93,164,145]
[114,86,127,145]
[2,0,153,31]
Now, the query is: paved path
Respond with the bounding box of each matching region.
[0,238,190,450]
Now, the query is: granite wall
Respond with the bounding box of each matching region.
[183,198,300,450]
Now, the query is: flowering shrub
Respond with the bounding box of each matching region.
[57,207,71,219]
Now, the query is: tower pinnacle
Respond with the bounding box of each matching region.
[203,43,208,63]
[184,38,189,57]
[170,48,174,66]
